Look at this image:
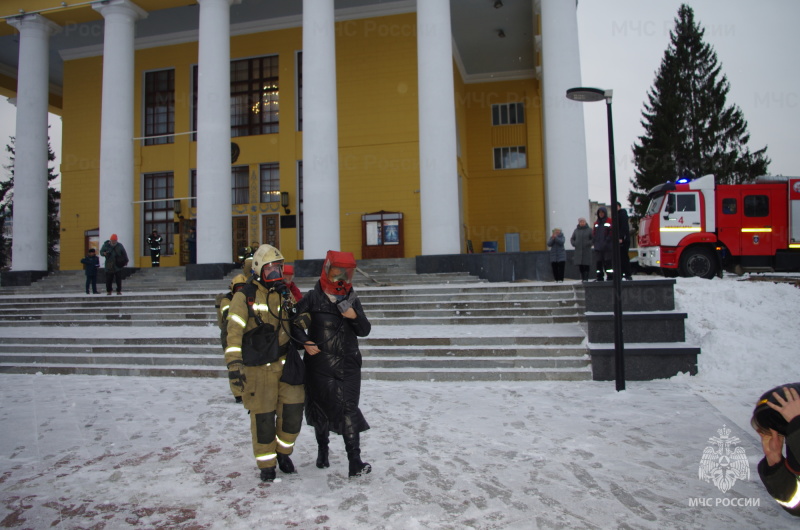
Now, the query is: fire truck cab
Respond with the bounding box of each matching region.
[638,174,800,278]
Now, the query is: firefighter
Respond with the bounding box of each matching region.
[751,383,800,517]
[215,272,250,403]
[147,230,162,267]
[225,244,304,483]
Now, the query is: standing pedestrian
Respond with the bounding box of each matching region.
[570,217,593,282]
[592,207,613,281]
[547,228,566,282]
[616,202,633,280]
[187,227,197,264]
[147,230,162,267]
[283,264,303,301]
[100,234,128,295]
[224,244,304,483]
[80,248,100,294]
[291,250,373,478]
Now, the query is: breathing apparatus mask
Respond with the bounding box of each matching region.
[320,250,357,297]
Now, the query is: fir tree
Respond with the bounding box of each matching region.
[0,134,61,270]
[629,4,769,218]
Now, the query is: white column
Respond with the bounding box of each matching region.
[302,0,340,258]
[7,15,60,272]
[196,0,240,264]
[417,0,460,255]
[93,0,147,255]
[538,0,590,243]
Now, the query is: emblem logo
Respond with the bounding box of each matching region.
[698,425,750,493]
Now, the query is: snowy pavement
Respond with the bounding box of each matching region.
[0,374,795,529]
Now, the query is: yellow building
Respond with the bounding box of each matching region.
[0,0,591,281]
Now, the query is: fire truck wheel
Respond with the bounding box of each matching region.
[679,247,716,279]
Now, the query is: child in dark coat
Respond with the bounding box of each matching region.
[80,248,100,294]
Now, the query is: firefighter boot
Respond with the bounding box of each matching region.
[260,467,276,482]
[344,432,371,478]
[277,453,296,474]
[315,424,330,469]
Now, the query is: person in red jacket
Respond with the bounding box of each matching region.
[283,264,303,301]
[751,383,800,516]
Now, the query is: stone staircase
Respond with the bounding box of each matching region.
[0,262,591,381]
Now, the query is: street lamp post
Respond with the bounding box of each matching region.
[566,87,625,391]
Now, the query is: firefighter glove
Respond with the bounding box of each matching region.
[228,361,246,390]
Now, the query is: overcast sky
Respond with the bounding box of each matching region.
[1,0,798,205]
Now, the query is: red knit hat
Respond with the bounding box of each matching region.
[110,234,118,241]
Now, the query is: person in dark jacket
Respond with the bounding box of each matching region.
[80,248,100,294]
[99,234,128,295]
[147,230,162,267]
[616,202,632,280]
[592,207,613,281]
[546,228,566,282]
[570,218,593,282]
[291,250,372,478]
[751,383,800,517]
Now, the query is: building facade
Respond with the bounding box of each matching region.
[0,0,590,279]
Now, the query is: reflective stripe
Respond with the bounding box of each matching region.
[660,227,702,232]
[776,477,800,508]
[225,346,242,354]
[742,227,772,233]
[253,303,271,312]
[276,436,294,449]
[231,314,247,327]
[221,301,230,312]
[256,453,277,462]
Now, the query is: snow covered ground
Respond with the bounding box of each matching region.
[0,275,798,529]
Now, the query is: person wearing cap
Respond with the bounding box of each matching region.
[291,250,373,478]
[751,384,800,516]
[547,227,566,282]
[99,234,128,295]
[283,264,303,301]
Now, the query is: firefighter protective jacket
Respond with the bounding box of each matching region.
[758,417,800,516]
[224,281,292,368]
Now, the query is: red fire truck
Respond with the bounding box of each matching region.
[637,174,800,278]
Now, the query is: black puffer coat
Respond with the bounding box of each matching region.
[292,282,371,436]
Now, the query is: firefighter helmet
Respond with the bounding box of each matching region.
[751,382,800,435]
[229,273,249,293]
[252,244,285,283]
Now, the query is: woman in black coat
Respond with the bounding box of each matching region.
[292,250,372,477]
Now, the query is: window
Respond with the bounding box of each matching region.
[298,161,304,250]
[190,169,197,208]
[297,52,303,132]
[492,102,525,126]
[144,69,175,146]
[143,172,174,254]
[259,163,280,203]
[676,194,696,212]
[721,198,737,214]
[493,146,527,169]
[231,56,279,137]
[231,165,249,205]
[744,195,769,217]
[191,65,198,142]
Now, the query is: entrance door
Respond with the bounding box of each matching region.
[262,214,280,249]
[233,216,248,263]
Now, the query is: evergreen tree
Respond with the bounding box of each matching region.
[0,134,61,270]
[629,4,769,219]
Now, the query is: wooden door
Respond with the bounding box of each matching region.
[233,216,248,263]
[262,214,280,249]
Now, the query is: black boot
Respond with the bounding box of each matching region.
[277,453,296,474]
[315,424,330,469]
[344,432,371,478]
[260,467,276,482]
